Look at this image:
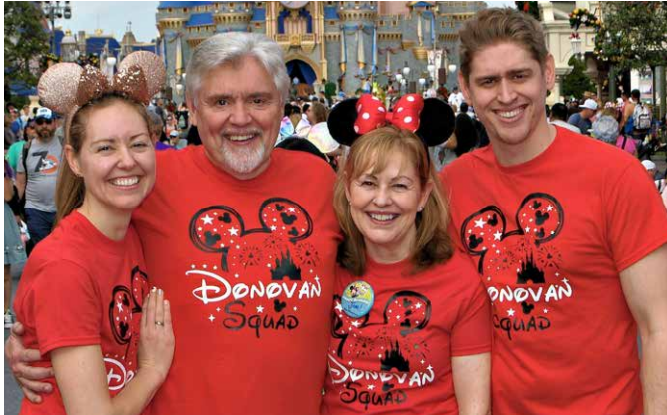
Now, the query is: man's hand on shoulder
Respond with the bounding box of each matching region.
[5,321,54,403]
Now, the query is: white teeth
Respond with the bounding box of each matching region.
[370,213,397,221]
[111,177,139,186]
[228,135,254,142]
[498,109,522,119]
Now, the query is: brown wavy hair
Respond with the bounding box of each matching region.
[55,93,151,225]
[459,8,549,84]
[309,101,328,124]
[333,126,453,276]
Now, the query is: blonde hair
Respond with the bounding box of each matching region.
[333,126,453,276]
[55,94,151,225]
[459,8,549,83]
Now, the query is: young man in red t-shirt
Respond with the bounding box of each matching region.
[440,8,667,415]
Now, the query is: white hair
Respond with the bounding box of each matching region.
[186,32,290,106]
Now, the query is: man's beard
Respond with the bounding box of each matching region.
[36,128,54,141]
[220,139,266,175]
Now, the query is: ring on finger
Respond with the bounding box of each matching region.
[155,321,164,327]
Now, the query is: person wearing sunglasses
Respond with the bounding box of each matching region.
[15,107,61,248]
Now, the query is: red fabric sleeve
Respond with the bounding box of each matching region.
[604,160,667,272]
[32,260,102,356]
[450,275,492,357]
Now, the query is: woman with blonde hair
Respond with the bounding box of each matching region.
[322,94,491,415]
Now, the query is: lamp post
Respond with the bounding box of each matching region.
[418,78,426,94]
[427,63,435,80]
[402,63,412,94]
[570,33,582,60]
[395,73,403,95]
[105,56,117,82]
[41,1,72,55]
[448,64,457,75]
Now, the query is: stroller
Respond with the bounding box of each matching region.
[637,117,667,162]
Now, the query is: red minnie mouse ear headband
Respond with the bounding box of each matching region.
[327,93,455,147]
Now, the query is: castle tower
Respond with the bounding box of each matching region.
[60,30,78,62]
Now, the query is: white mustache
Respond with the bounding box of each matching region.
[221,129,262,137]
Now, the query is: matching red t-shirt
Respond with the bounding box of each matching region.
[14,210,149,415]
[441,126,667,415]
[322,251,491,415]
[132,146,341,415]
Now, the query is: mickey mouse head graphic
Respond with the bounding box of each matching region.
[460,193,564,314]
[108,266,149,368]
[331,290,431,375]
[189,198,314,273]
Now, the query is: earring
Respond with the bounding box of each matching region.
[418,206,424,212]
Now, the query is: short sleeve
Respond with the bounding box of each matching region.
[605,160,667,272]
[31,260,102,355]
[450,263,492,356]
[16,147,25,174]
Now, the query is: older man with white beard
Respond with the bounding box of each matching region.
[7,33,341,415]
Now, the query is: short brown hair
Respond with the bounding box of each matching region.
[309,101,327,124]
[333,126,453,276]
[459,8,549,83]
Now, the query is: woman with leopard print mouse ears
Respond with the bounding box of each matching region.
[321,93,491,415]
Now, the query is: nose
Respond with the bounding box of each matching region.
[117,145,137,169]
[229,101,252,125]
[497,79,517,104]
[372,185,392,207]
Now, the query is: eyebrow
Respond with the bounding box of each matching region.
[359,173,415,182]
[473,68,533,81]
[208,92,275,101]
[89,132,148,144]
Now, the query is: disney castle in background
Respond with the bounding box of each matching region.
[156,1,486,98]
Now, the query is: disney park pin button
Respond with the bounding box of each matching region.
[341,281,374,318]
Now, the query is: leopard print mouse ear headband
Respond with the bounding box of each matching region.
[37,51,166,118]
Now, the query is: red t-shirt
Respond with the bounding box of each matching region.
[440,126,667,415]
[14,211,149,415]
[321,250,491,415]
[132,146,341,415]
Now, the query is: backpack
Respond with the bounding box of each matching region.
[633,103,652,130]
[16,139,33,219]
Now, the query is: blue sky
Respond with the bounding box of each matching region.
[60,1,515,43]
[61,1,160,42]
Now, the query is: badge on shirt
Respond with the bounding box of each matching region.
[341,280,374,318]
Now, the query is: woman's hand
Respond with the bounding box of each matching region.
[138,288,175,383]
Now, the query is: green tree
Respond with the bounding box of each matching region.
[594,2,667,71]
[515,1,540,21]
[4,2,50,96]
[562,56,595,100]
[593,2,667,112]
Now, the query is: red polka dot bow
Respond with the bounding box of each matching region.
[353,93,424,135]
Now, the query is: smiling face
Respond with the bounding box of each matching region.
[188,55,283,180]
[345,150,432,262]
[460,42,555,159]
[67,101,156,217]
